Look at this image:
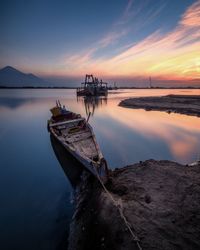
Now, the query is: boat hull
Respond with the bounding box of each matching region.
[77,88,108,96]
[49,122,108,180]
[48,105,108,181]
[50,134,84,187]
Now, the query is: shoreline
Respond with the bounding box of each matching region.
[119,94,200,117]
[68,159,200,250]
[0,86,200,89]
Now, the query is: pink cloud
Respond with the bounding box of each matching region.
[58,0,200,85]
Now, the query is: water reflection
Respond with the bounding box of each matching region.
[77,95,107,116]
[0,88,200,250]
[0,97,34,108]
[105,105,200,163]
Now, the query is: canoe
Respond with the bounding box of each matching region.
[48,102,108,181]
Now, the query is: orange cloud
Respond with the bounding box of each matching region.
[60,0,200,84]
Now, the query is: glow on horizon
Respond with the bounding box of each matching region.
[1,0,200,86]
[58,0,200,83]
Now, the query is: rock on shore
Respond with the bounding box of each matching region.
[119,95,200,117]
[68,160,200,250]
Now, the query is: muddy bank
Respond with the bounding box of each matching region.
[68,159,200,250]
[119,95,200,117]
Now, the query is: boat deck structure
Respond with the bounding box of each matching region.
[48,101,108,181]
[77,74,108,96]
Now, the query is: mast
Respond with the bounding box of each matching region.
[149,76,152,88]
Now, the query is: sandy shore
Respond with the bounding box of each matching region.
[119,95,200,117]
[68,160,200,250]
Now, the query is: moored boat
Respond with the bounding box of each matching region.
[47,101,108,181]
[77,74,108,96]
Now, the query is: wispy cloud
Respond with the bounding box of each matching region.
[61,0,200,84]
[180,0,200,27]
[98,30,128,48]
[116,0,134,25]
[62,1,135,75]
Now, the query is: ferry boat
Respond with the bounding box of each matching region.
[77,74,108,96]
[47,101,108,181]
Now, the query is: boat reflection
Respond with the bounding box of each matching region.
[77,95,107,116]
[50,134,84,188]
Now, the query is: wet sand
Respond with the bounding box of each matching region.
[68,160,200,250]
[119,95,200,117]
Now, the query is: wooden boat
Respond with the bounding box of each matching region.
[47,101,108,181]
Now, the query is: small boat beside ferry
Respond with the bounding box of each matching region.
[47,101,108,181]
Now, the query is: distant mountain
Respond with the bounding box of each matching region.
[0,66,48,87]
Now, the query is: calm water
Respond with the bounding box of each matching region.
[0,88,200,249]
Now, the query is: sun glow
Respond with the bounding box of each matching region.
[59,0,200,85]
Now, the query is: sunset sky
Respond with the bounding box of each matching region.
[0,0,200,86]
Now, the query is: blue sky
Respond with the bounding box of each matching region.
[0,0,200,86]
